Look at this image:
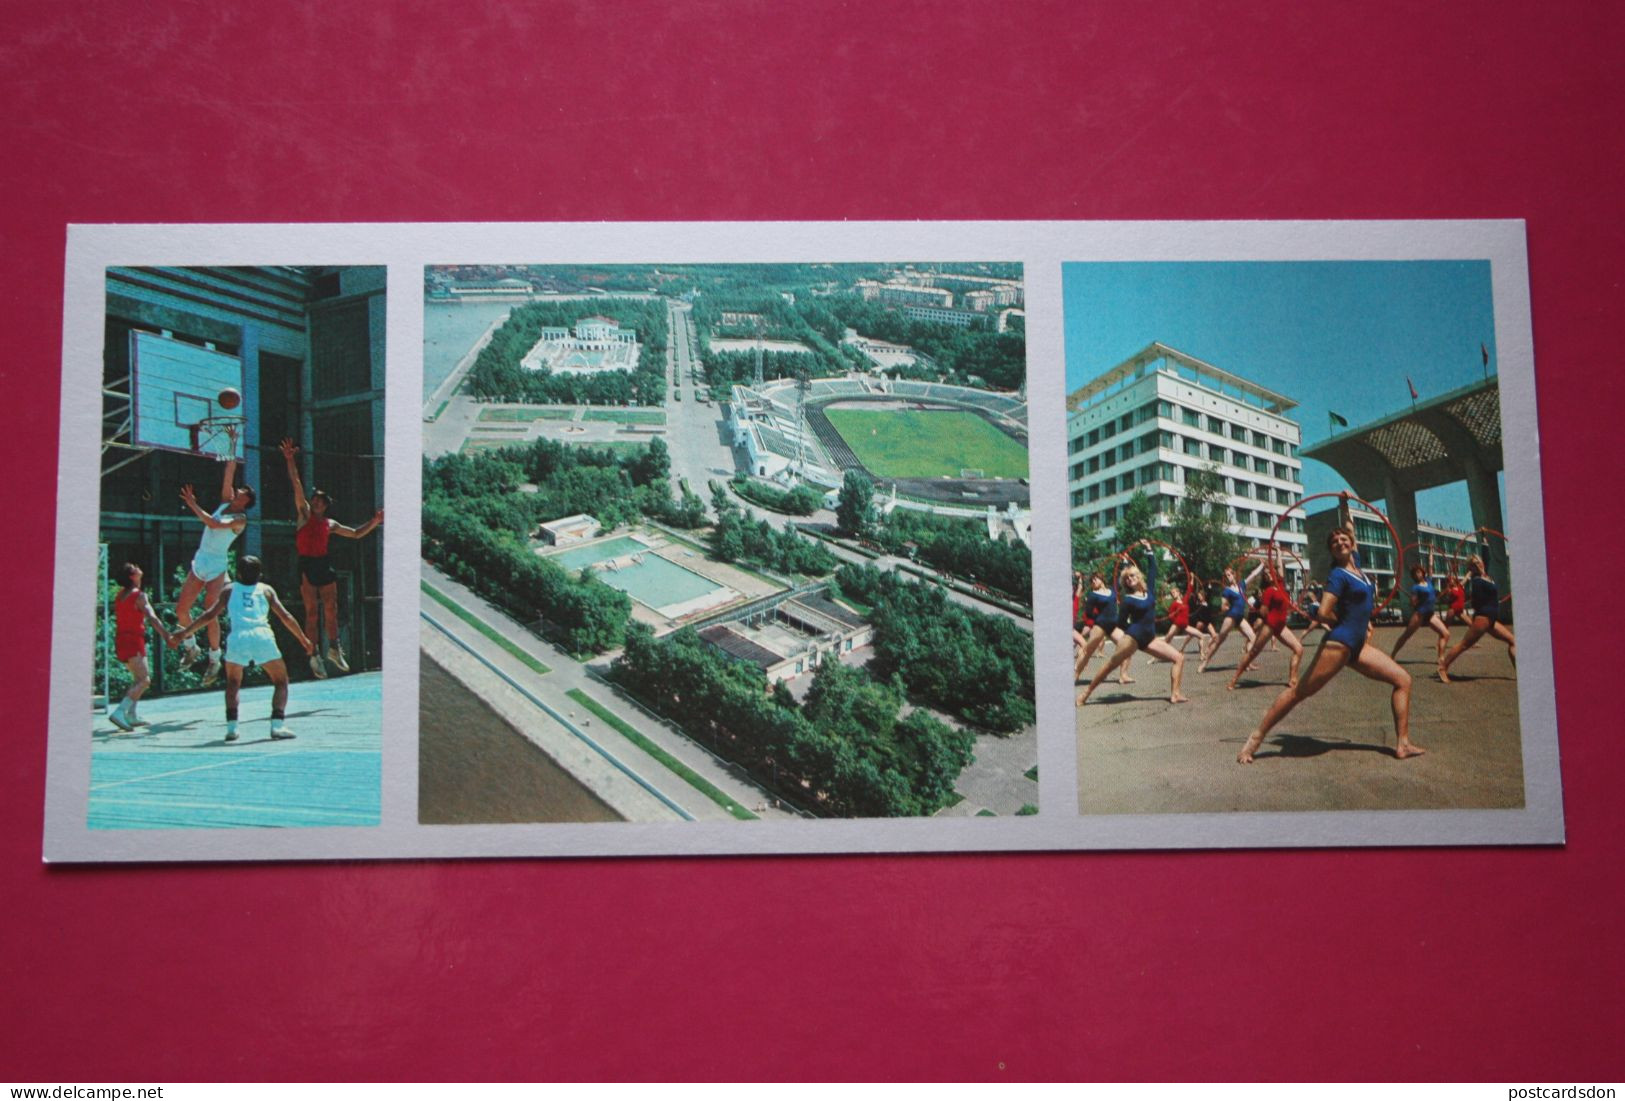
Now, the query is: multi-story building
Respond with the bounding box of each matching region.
[854,280,955,309]
[962,289,997,312]
[1067,342,1308,563]
[520,316,639,374]
[901,304,983,328]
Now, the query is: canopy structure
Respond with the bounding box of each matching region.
[1302,376,1507,595]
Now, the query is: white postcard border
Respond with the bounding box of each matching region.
[44,220,1561,861]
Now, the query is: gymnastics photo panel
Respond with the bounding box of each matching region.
[1068,259,1538,820]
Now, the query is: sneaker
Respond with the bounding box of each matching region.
[327,645,350,674]
[201,659,222,687]
[269,725,296,741]
[108,708,133,733]
[224,729,239,743]
[181,640,203,665]
[310,653,327,680]
[130,716,150,728]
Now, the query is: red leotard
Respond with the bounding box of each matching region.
[1169,596,1189,628]
[1448,584,1466,615]
[1262,584,1290,633]
[114,589,147,662]
[296,515,333,557]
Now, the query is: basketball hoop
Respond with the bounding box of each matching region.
[188,415,245,460]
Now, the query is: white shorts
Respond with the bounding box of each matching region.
[190,553,229,584]
[225,626,282,669]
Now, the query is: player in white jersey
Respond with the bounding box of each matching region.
[175,430,256,687]
[173,556,313,742]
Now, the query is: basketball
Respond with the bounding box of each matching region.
[218,387,242,410]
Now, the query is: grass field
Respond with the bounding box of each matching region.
[478,407,576,422]
[824,409,1028,479]
[582,408,666,425]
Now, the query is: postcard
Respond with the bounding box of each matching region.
[41,221,1560,861]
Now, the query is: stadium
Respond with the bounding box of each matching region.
[728,376,1030,507]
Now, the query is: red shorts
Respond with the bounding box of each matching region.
[115,633,147,663]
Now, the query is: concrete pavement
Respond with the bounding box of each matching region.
[1077,625,1526,814]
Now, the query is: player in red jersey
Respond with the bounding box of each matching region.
[280,439,383,679]
[106,563,174,732]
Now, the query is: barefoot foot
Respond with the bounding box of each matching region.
[1396,742,1427,759]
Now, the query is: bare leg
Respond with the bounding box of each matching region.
[1488,621,1517,666]
[320,583,341,648]
[1229,626,1272,689]
[1238,640,1351,763]
[300,575,321,646]
[1279,627,1304,687]
[224,664,244,713]
[1350,644,1422,758]
[1440,618,1491,682]
[202,574,227,653]
[1390,615,1423,659]
[1078,636,1141,706]
[1428,614,1451,665]
[175,571,207,652]
[1142,637,1189,703]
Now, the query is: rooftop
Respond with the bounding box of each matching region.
[1068,342,1298,416]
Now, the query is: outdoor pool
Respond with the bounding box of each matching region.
[549,535,648,572]
[595,554,728,615]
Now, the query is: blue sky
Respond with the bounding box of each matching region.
[1062,260,1504,531]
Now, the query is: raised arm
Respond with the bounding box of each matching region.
[279,438,309,518]
[331,508,384,540]
[218,425,239,503]
[266,588,315,654]
[180,484,243,530]
[176,584,232,639]
[1242,557,1266,587]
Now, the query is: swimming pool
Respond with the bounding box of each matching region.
[594,554,729,615]
[549,535,648,572]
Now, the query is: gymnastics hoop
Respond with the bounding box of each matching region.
[1087,550,1133,587]
[1267,490,1405,617]
[1225,544,1310,589]
[1115,538,1195,604]
[1451,526,1513,604]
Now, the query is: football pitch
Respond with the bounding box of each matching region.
[824,409,1028,479]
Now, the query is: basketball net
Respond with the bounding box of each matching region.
[190,416,245,461]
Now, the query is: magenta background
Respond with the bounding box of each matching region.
[4,1,1622,1082]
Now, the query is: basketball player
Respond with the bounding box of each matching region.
[279,438,383,678]
[174,426,253,686]
[172,555,314,742]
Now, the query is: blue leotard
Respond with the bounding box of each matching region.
[1118,552,1158,647]
[1410,580,1436,619]
[1083,589,1119,631]
[1325,554,1375,650]
[1469,576,1499,622]
[1223,585,1247,622]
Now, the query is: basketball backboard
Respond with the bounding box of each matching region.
[129,330,245,458]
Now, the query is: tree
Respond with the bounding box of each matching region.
[1115,490,1157,549]
[835,470,877,538]
[1168,463,1242,586]
[1071,517,1105,574]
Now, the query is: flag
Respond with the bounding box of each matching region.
[1481,342,1489,367]
[1408,377,1419,400]
[1329,411,1349,431]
